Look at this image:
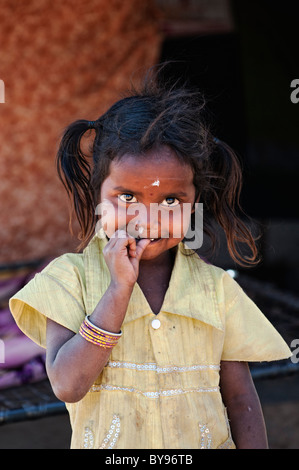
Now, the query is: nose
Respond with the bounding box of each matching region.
[127,203,160,239]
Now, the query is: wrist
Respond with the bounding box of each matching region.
[90,280,134,334]
[109,280,135,296]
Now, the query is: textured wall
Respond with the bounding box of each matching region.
[0,0,162,264]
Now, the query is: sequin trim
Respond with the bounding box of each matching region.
[83,416,121,449]
[199,424,212,449]
[89,383,219,397]
[99,415,121,449]
[83,426,94,449]
[107,360,220,373]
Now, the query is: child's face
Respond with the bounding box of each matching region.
[98,146,198,260]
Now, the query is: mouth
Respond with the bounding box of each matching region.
[136,237,161,244]
[148,238,160,244]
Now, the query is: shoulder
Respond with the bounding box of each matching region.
[9,252,87,347]
[43,252,84,273]
[189,251,231,289]
[40,252,85,287]
[10,251,86,313]
[190,252,240,309]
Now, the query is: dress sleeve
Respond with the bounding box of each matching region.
[9,254,86,349]
[221,272,291,362]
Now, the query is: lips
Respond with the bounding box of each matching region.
[148,238,160,244]
[136,237,160,244]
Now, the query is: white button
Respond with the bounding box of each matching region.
[151,318,161,329]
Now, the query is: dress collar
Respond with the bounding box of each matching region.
[83,230,223,331]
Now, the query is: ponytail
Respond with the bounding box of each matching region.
[201,137,260,267]
[56,120,96,248]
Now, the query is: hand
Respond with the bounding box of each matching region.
[103,230,150,288]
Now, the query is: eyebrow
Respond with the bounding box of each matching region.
[113,186,189,198]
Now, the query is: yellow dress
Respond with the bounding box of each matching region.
[9,232,291,449]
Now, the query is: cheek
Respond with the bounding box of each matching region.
[97,199,124,236]
[160,204,192,238]
[181,203,193,233]
[97,200,137,237]
[172,205,192,237]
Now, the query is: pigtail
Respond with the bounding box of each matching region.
[56,120,96,248]
[203,137,259,267]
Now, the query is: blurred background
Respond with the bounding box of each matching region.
[0,0,299,449]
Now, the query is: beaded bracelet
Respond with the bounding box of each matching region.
[79,315,122,349]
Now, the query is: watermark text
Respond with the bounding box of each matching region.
[290,79,299,103]
[0,79,5,103]
[0,339,4,363]
[95,201,203,250]
[291,339,299,363]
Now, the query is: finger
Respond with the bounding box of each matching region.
[110,229,127,240]
[108,230,133,249]
[104,230,124,251]
[104,233,132,260]
[128,247,137,258]
[126,236,137,257]
[135,238,151,259]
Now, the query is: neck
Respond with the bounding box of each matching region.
[138,246,177,273]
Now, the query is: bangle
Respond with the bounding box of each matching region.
[79,315,122,349]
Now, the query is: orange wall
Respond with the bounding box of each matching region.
[0,0,162,263]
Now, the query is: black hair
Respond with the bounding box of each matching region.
[57,70,259,266]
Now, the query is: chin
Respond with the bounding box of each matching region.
[140,238,181,259]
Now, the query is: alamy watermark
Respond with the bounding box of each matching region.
[0,339,4,363]
[0,79,5,103]
[291,339,299,363]
[290,79,299,103]
[95,201,203,250]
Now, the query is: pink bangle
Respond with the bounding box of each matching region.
[79,315,122,349]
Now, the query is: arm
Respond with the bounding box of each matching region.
[220,360,268,449]
[46,231,150,403]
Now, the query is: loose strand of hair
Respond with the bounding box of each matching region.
[207,138,260,267]
[56,120,96,249]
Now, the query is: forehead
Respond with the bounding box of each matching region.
[107,148,194,188]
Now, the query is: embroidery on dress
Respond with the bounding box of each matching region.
[107,360,220,373]
[99,414,121,449]
[90,383,219,397]
[83,424,95,449]
[199,424,212,449]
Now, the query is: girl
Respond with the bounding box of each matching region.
[10,75,291,449]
